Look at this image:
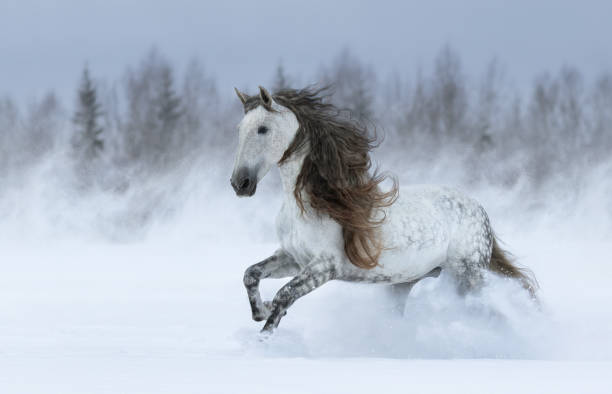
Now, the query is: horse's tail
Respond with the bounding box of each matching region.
[489,236,539,299]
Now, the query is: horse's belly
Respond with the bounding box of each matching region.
[379,245,447,281]
[338,243,447,283]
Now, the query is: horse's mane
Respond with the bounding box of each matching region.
[245,87,398,269]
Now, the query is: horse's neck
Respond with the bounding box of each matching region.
[278,152,305,197]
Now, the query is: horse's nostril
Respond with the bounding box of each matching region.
[240,178,250,190]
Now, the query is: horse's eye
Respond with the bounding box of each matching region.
[258,126,268,135]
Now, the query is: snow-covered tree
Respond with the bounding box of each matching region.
[72,66,104,159]
[272,62,291,91]
[123,49,187,169]
[320,49,376,121]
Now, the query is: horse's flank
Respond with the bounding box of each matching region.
[244,87,398,269]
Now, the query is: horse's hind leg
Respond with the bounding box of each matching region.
[446,205,493,295]
[385,267,442,314]
[243,250,299,321]
[448,258,486,295]
[385,282,417,315]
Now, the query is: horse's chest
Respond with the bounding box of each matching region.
[275,200,342,267]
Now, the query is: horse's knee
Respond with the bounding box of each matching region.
[243,266,261,288]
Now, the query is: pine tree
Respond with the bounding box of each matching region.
[157,66,182,144]
[322,49,375,121]
[145,65,183,166]
[73,66,104,159]
[272,62,290,91]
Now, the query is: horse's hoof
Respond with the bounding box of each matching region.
[258,328,274,340]
[252,301,273,322]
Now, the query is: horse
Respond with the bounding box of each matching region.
[230,86,537,334]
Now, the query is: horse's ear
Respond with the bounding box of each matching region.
[258,86,273,111]
[234,87,248,106]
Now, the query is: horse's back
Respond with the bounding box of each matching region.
[384,184,480,247]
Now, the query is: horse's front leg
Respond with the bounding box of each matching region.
[262,257,336,333]
[244,250,300,321]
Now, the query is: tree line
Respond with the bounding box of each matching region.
[1,46,611,195]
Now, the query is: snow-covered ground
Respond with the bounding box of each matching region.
[1,161,611,393]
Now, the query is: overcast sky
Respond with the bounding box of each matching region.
[1,0,611,105]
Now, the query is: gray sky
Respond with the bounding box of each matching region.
[1,0,611,105]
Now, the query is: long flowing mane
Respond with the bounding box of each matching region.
[245,87,398,269]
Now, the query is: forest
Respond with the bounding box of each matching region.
[3,46,611,196]
[3,45,612,242]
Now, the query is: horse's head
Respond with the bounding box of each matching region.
[230,86,298,197]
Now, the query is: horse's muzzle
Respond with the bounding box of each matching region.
[231,167,257,197]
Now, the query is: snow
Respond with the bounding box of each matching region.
[1,162,611,393]
[2,357,611,394]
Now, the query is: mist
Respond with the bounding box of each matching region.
[1,6,612,391]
